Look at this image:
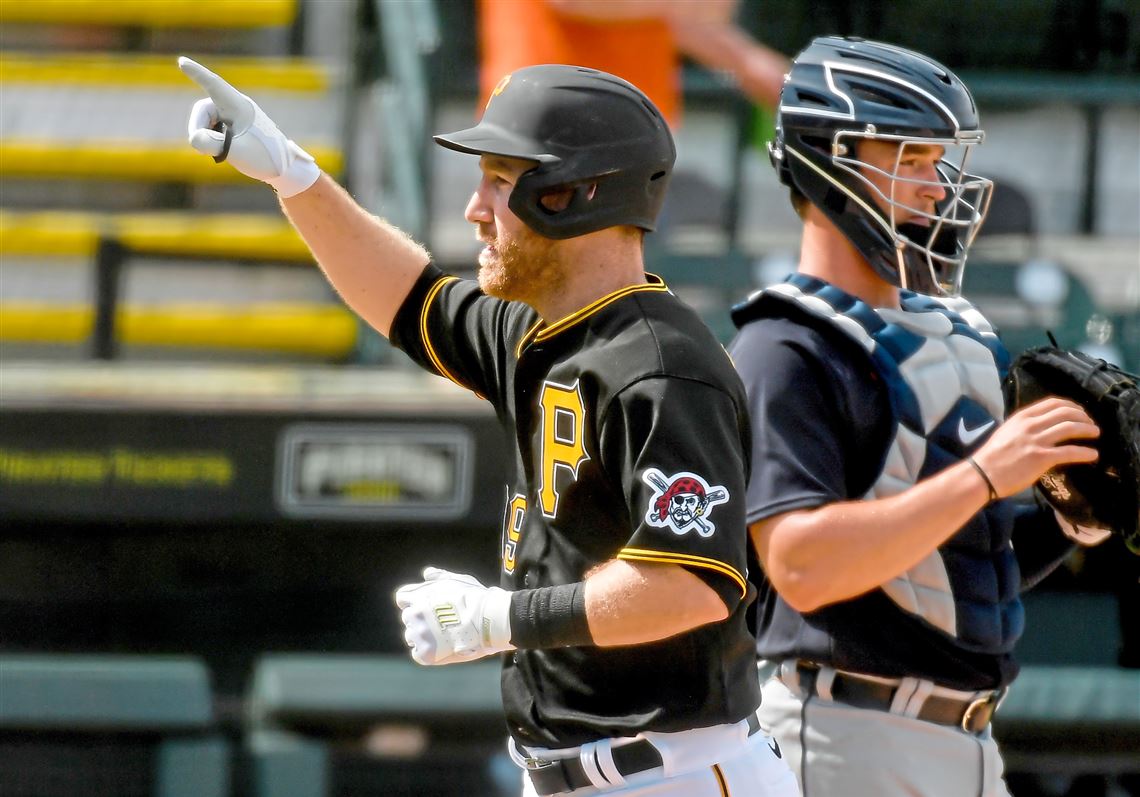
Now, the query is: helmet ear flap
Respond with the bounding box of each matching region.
[822,186,847,215]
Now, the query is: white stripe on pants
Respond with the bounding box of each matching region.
[517,727,799,797]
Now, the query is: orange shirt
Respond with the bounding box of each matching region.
[478,0,681,126]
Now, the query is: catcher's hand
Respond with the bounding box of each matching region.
[1005,346,1140,553]
[394,567,514,666]
[177,56,320,197]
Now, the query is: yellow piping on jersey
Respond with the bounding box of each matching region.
[514,274,670,356]
[514,318,544,360]
[535,273,668,342]
[713,763,730,796]
[617,547,747,598]
[420,275,485,399]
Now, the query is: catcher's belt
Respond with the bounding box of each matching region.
[784,661,1007,735]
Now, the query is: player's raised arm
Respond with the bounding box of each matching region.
[177,57,427,338]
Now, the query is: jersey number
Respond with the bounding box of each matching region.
[502,493,527,574]
[537,379,590,518]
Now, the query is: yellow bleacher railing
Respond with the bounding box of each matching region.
[0,141,343,183]
[0,211,315,260]
[0,0,297,28]
[0,53,329,91]
[0,303,358,357]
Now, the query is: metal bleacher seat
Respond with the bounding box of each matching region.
[0,654,230,797]
[0,0,352,361]
[0,3,339,188]
[0,210,358,359]
[0,51,341,185]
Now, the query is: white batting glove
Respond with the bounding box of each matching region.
[394,567,514,666]
[177,56,320,198]
[1054,510,1113,547]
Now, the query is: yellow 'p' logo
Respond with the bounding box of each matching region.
[538,379,589,518]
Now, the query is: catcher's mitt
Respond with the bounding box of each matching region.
[1005,345,1140,554]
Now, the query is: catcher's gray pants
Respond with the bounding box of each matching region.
[759,663,1012,797]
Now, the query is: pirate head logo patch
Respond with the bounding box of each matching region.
[642,468,729,537]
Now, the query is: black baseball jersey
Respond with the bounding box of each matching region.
[729,291,1075,690]
[390,264,761,748]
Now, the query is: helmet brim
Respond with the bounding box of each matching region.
[433,122,553,163]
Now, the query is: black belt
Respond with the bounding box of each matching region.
[795,662,1006,735]
[519,712,762,796]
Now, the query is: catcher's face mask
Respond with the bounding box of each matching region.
[774,35,996,297]
[832,131,993,296]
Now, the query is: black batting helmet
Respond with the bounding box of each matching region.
[434,64,676,239]
[772,36,994,296]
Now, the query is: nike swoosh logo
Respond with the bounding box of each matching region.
[768,737,782,759]
[958,418,995,446]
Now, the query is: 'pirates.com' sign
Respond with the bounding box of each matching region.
[276,424,473,520]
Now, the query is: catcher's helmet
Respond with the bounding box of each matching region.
[772,36,993,296]
[434,64,676,239]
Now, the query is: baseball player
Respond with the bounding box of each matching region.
[179,60,797,797]
[727,37,1110,797]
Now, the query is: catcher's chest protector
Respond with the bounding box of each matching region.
[761,275,1023,652]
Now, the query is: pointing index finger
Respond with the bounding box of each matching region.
[178,56,248,119]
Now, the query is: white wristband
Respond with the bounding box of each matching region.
[480,587,515,650]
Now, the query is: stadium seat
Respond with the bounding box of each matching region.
[646,248,757,343]
[993,665,1140,776]
[960,258,1100,357]
[0,654,230,797]
[977,181,1036,239]
[245,654,507,797]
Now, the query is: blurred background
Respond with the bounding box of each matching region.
[0,0,1137,795]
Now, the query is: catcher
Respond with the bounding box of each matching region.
[729,35,1137,797]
